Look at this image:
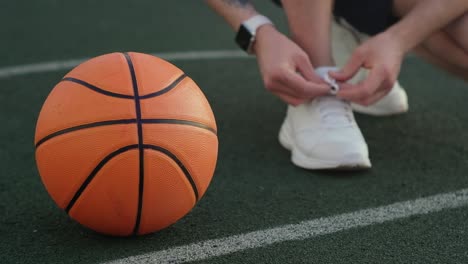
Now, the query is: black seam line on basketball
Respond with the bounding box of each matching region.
[139,74,187,99]
[123,52,145,236]
[63,144,199,216]
[35,119,137,148]
[34,118,216,149]
[61,77,134,99]
[143,144,199,201]
[141,119,217,135]
[65,144,139,213]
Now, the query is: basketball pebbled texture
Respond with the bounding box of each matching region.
[34,52,218,236]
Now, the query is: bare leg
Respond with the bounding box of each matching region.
[413,31,468,81]
[413,46,468,81]
[446,12,468,51]
[282,0,335,66]
[393,0,468,79]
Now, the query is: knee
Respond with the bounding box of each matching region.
[448,12,468,51]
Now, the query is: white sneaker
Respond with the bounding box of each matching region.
[350,82,408,116]
[279,96,371,170]
[332,18,409,116]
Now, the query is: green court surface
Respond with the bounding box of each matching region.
[1,1,468,264]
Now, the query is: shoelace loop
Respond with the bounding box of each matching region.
[316,97,353,128]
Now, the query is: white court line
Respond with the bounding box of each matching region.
[0,50,249,79]
[104,188,468,264]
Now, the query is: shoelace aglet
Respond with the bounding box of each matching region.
[323,74,340,95]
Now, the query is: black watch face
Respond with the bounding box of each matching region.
[235,25,253,52]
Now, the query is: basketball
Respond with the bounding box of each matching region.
[34,52,218,236]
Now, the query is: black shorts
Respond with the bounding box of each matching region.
[272,0,399,35]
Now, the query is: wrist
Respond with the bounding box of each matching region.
[251,24,277,54]
[386,25,418,53]
[236,15,274,54]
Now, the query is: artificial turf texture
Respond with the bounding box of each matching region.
[1,1,468,263]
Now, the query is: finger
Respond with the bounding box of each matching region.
[294,55,324,83]
[335,82,363,102]
[330,49,365,82]
[355,86,389,106]
[277,93,307,106]
[268,80,319,103]
[277,70,330,98]
[337,67,384,102]
[363,77,395,105]
[269,84,307,106]
[267,80,302,98]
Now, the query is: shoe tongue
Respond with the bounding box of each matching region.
[316,96,352,127]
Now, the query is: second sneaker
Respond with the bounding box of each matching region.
[332,18,409,116]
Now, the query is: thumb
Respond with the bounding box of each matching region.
[330,50,365,82]
[295,55,325,84]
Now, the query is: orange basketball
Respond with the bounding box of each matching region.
[34,52,218,236]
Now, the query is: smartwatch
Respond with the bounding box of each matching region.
[235,15,273,54]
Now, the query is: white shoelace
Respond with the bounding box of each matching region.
[313,67,353,127]
[316,96,353,128]
[315,66,340,95]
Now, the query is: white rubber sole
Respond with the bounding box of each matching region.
[351,102,408,116]
[278,122,371,170]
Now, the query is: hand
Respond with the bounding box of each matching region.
[253,25,330,106]
[330,33,405,106]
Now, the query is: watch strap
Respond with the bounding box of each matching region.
[242,15,273,35]
[236,15,273,53]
